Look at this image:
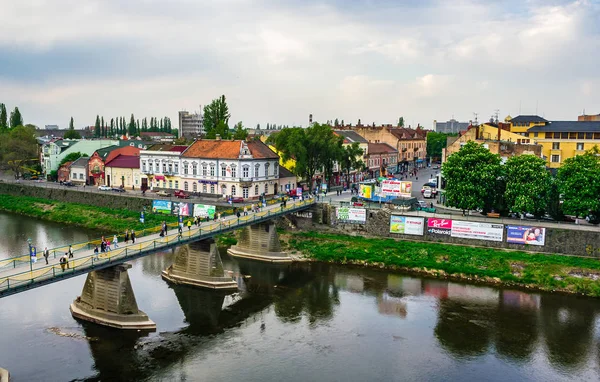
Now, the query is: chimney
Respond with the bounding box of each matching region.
[215,134,221,141]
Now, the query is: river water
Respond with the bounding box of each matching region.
[1,211,600,381]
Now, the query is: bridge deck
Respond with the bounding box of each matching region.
[0,199,314,298]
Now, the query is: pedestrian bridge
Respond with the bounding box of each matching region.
[0,198,315,300]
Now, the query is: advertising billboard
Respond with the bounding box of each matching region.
[152,200,172,215]
[336,207,367,224]
[390,216,424,236]
[427,218,453,235]
[172,202,194,216]
[381,180,412,197]
[193,204,216,219]
[450,220,504,242]
[359,184,373,199]
[506,226,546,246]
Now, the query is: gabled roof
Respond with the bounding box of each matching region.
[333,130,368,144]
[105,154,140,169]
[70,157,89,168]
[509,115,548,124]
[246,141,279,159]
[182,139,279,160]
[527,121,600,133]
[367,142,398,154]
[279,166,296,179]
[146,144,188,152]
[94,145,119,160]
[387,127,427,140]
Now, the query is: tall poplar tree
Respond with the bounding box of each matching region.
[128,114,137,137]
[0,103,7,129]
[94,115,101,137]
[9,107,23,128]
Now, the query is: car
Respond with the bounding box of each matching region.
[433,165,440,169]
[112,187,126,193]
[156,191,171,197]
[174,190,190,199]
[63,181,76,187]
[423,189,433,198]
[231,196,244,203]
[98,185,112,191]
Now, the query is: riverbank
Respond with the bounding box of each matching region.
[287,231,600,297]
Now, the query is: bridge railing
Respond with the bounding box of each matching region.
[0,200,315,295]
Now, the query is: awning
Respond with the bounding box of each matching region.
[155,175,165,181]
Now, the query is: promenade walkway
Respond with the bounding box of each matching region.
[0,198,314,298]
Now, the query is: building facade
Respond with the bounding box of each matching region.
[507,115,549,136]
[178,110,204,139]
[140,144,189,191]
[41,139,119,175]
[578,113,600,122]
[433,119,470,134]
[104,155,142,189]
[69,157,89,184]
[365,143,398,178]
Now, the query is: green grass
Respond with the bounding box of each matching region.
[289,231,600,297]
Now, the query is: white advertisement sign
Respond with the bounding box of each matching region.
[450,220,504,242]
[381,180,412,196]
[390,216,424,236]
[336,207,367,224]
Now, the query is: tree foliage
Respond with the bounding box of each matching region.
[9,107,23,128]
[128,114,137,137]
[398,116,404,127]
[427,131,455,160]
[0,125,38,178]
[232,121,248,140]
[59,152,88,167]
[504,155,550,216]
[338,142,365,184]
[94,115,101,137]
[557,148,600,217]
[204,95,231,139]
[442,141,502,212]
[64,117,81,139]
[0,103,7,129]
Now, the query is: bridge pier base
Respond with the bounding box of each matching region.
[70,263,156,331]
[162,239,237,291]
[227,222,292,263]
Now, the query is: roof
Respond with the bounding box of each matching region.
[527,121,600,133]
[70,157,89,168]
[509,115,548,124]
[146,144,188,152]
[94,145,119,159]
[387,127,427,140]
[59,161,74,170]
[279,166,296,179]
[105,155,140,169]
[140,132,175,137]
[367,142,398,154]
[333,130,368,144]
[182,139,279,160]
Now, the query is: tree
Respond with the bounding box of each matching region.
[59,152,88,167]
[334,118,339,127]
[256,123,261,130]
[203,95,230,139]
[110,118,115,136]
[398,117,404,127]
[94,115,101,137]
[427,132,456,161]
[9,107,23,128]
[232,121,248,140]
[0,125,38,178]
[504,155,551,217]
[338,142,364,185]
[557,148,600,218]
[64,117,81,139]
[128,114,137,137]
[442,141,502,213]
[0,103,7,129]
[101,117,104,136]
[357,119,361,126]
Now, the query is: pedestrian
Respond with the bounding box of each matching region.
[131,230,136,244]
[93,245,99,259]
[43,247,49,265]
[218,212,222,221]
[163,222,168,235]
[64,253,70,269]
[113,234,119,249]
[59,255,66,272]
[430,202,434,209]
[243,206,248,216]
[105,239,111,252]
[125,229,130,244]
[187,219,192,231]
[178,224,183,238]
[68,245,73,258]
[100,241,106,253]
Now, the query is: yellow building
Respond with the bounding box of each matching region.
[506,115,548,135]
[259,135,297,173]
[526,121,600,168]
[104,154,143,189]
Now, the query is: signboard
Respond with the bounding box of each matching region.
[427,218,453,235]
[152,200,172,215]
[140,212,145,224]
[381,180,412,197]
[296,187,303,198]
[336,207,366,224]
[390,216,424,236]
[193,204,216,219]
[451,220,503,242]
[172,202,193,216]
[359,184,373,199]
[506,226,546,246]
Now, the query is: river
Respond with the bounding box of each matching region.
[0,211,599,381]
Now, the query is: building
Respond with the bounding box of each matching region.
[526,121,600,168]
[278,167,298,194]
[333,130,369,184]
[178,110,204,139]
[41,139,121,175]
[88,144,144,185]
[433,119,470,134]
[69,157,89,184]
[506,115,549,136]
[443,124,542,163]
[180,139,280,199]
[578,113,600,122]
[140,132,176,143]
[140,144,189,191]
[104,155,142,189]
[365,143,398,178]
[57,161,73,182]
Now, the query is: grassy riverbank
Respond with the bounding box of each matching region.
[288,232,600,297]
[0,194,179,233]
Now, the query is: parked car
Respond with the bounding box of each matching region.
[98,185,112,191]
[174,190,190,199]
[63,181,76,187]
[156,191,171,197]
[112,187,126,193]
[423,189,433,199]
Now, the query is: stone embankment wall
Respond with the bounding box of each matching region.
[286,204,600,258]
[0,182,150,211]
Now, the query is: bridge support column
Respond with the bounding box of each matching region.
[70,263,156,330]
[162,239,237,291]
[227,221,292,262]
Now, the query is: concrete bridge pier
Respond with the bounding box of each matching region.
[70,263,156,330]
[227,221,292,262]
[162,239,238,291]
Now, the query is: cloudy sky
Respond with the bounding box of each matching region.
[1,0,599,130]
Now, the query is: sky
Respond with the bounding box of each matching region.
[0,0,599,130]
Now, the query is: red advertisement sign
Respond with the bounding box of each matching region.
[427,218,452,235]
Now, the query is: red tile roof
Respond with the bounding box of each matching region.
[182,139,279,160]
[105,155,140,169]
[146,144,188,152]
[368,142,398,154]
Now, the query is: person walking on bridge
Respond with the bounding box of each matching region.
[68,245,73,259]
[125,229,130,244]
[131,230,136,244]
[43,247,49,265]
[187,219,192,231]
[113,234,119,249]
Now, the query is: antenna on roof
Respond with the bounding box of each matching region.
[473,112,478,126]
[494,109,499,124]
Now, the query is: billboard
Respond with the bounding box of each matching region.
[381,180,412,197]
[427,218,453,235]
[193,204,216,219]
[336,207,366,224]
[451,220,504,242]
[359,184,373,199]
[506,225,546,246]
[172,202,193,216]
[152,200,172,215]
[390,216,424,236]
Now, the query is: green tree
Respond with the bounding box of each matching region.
[398,117,404,127]
[442,141,502,213]
[232,121,248,140]
[0,103,7,129]
[64,117,81,139]
[128,114,137,137]
[94,115,101,137]
[0,125,38,178]
[203,95,231,139]
[59,151,88,167]
[101,116,105,137]
[557,148,600,218]
[9,107,23,128]
[504,155,551,217]
[110,118,115,136]
[338,142,364,185]
[426,131,455,160]
[334,118,339,127]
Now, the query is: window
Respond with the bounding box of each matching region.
[193,183,197,192]
[551,155,560,163]
[255,185,259,195]
[569,132,577,139]
[242,165,249,178]
[553,132,560,139]
[533,132,538,138]
[231,165,237,178]
[577,142,584,150]
[254,164,260,178]
[210,184,215,194]
[192,163,198,175]
[577,132,584,139]
[552,142,560,150]
[175,181,179,189]
[183,162,188,175]
[210,164,215,177]
[174,163,178,174]
[162,163,167,173]
[265,163,270,176]
[184,182,188,191]
[202,164,207,176]
[162,180,166,188]
[264,184,268,194]
[168,163,173,174]
[274,163,278,176]
[79,173,83,180]
[243,187,249,198]
[203,184,207,193]
[221,165,227,177]
[148,162,153,172]
[561,132,568,139]
[142,161,147,172]
[231,185,236,196]
[585,132,593,139]
[169,180,173,189]
[221,184,227,195]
